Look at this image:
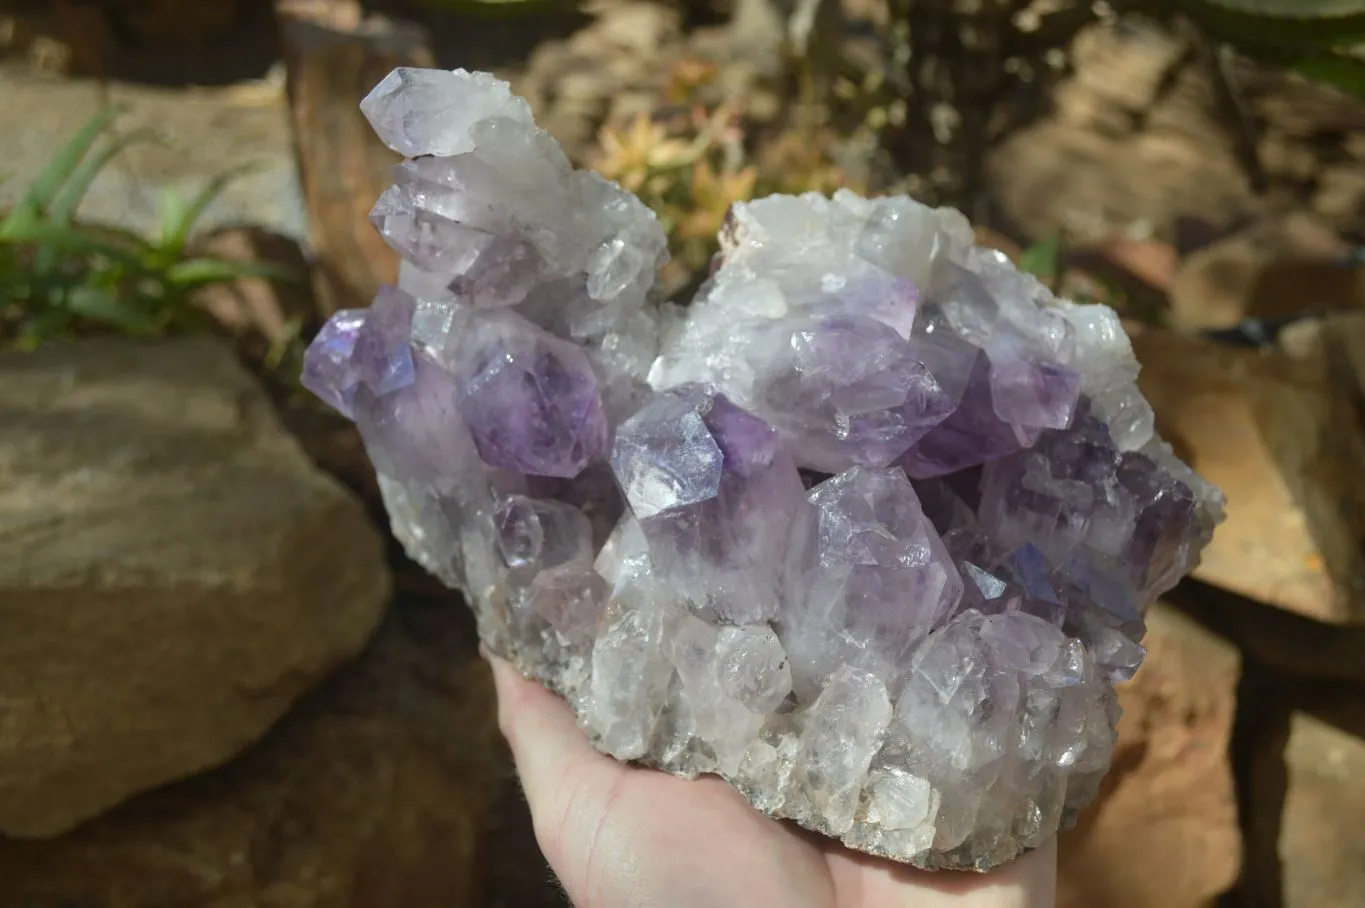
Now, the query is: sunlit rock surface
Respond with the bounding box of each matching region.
[302,67,1225,871]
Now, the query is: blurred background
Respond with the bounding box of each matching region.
[0,0,1363,906]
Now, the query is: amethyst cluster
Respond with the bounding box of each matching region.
[302,67,1224,871]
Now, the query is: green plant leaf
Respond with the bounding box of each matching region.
[1292,52,1365,101]
[1193,0,1365,16]
[162,257,300,288]
[157,164,259,255]
[1,107,122,237]
[47,128,159,228]
[13,306,78,350]
[31,129,162,277]
[1019,233,1062,288]
[63,286,160,333]
[0,223,146,268]
[1171,0,1365,47]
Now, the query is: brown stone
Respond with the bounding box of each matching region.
[1068,23,1185,117]
[108,0,259,48]
[1132,324,1365,624]
[0,600,541,908]
[1057,603,1241,908]
[989,23,1249,243]
[1315,164,1365,226]
[1239,682,1365,908]
[0,338,390,837]
[190,226,319,354]
[1168,225,1362,333]
[1173,582,1365,687]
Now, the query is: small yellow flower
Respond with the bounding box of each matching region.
[593,114,693,192]
[677,159,756,242]
[666,57,719,104]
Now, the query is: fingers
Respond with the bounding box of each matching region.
[487,655,641,906]
[489,653,1058,908]
[826,834,1057,908]
[487,653,602,797]
[914,838,1055,908]
[486,656,836,908]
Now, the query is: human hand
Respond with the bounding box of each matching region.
[489,654,1057,908]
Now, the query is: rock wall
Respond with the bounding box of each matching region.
[0,338,390,837]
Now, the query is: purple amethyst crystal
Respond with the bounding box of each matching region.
[780,466,963,700]
[750,314,960,471]
[301,308,366,417]
[453,311,608,479]
[300,287,417,418]
[301,67,1225,873]
[611,384,803,625]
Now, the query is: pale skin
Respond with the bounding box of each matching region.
[488,654,1057,908]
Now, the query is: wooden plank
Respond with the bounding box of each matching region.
[275,0,434,316]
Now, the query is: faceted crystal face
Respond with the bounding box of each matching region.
[300,289,418,418]
[887,609,1116,853]
[455,311,608,479]
[301,308,367,418]
[751,314,958,472]
[352,352,474,487]
[302,67,1225,873]
[611,385,804,625]
[899,350,1026,478]
[361,67,534,158]
[782,467,963,697]
[352,285,418,396]
[611,388,725,520]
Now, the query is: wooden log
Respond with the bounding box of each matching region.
[275,0,434,317]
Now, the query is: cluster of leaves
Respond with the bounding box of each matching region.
[0,108,292,350]
[1163,0,1365,99]
[591,58,859,295]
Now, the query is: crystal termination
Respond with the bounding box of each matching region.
[302,67,1225,871]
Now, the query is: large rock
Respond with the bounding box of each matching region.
[1133,324,1365,624]
[1175,582,1365,686]
[1242,683,1365,908]
[990,20,1365,243]
[0,337,390,837]
[1165,216,1358,333]
[0,67,306,243]
[1057,602,1242,908]
[989,23,1251,243]
[0,600,547,908]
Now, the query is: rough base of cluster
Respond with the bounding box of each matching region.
[303,67,1225,871]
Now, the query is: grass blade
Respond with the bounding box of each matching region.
[1019,233,1062,289]
[14,306,78,350]
[63,286,160,333]
[162,257,300,287]
[33,128,161,277]
[1,223,146,268]
[1178,0,1365,47]
[1293,52,1365,102]
[1,107,122,237]
[48,128,159,227]
[1194,0,1365,16]
[158,163,259,253]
